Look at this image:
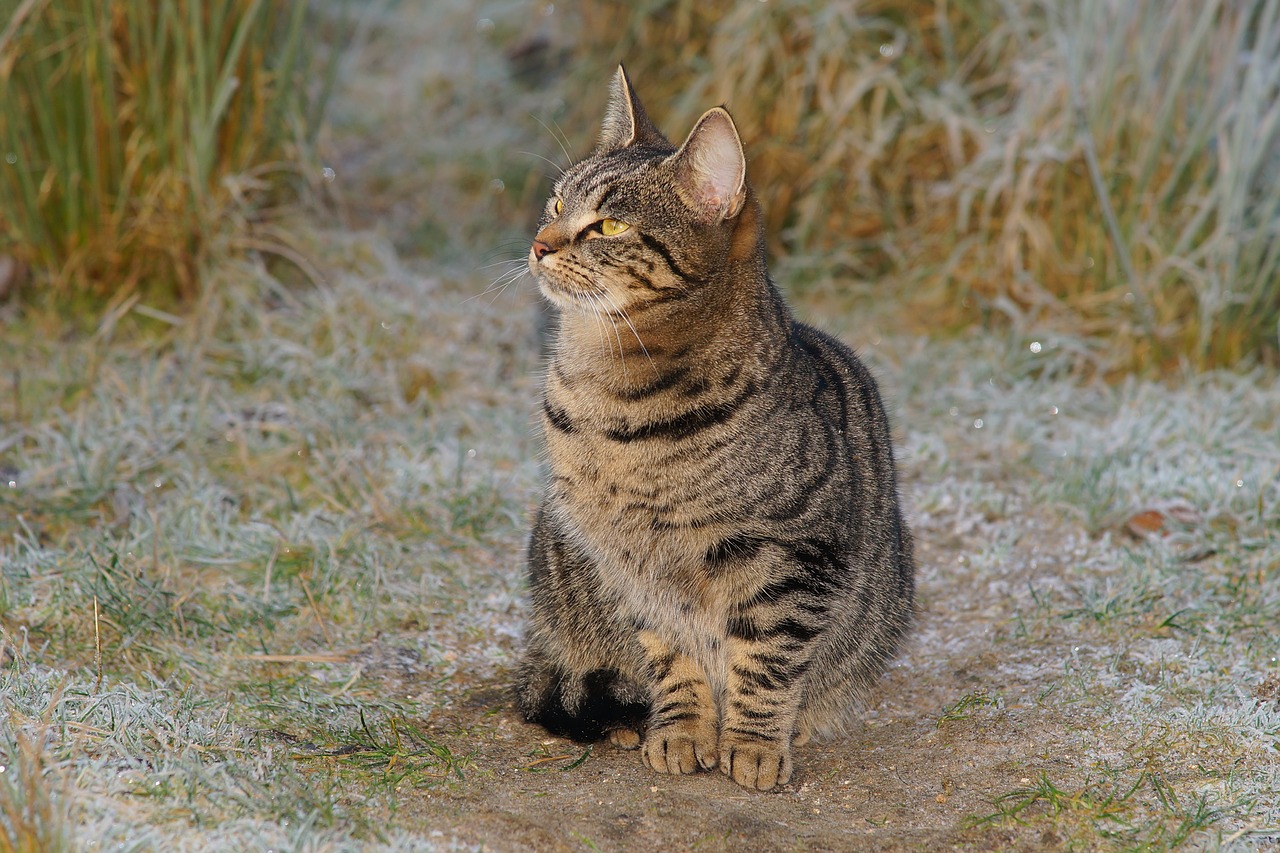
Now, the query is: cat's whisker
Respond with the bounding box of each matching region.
[530,113,576,171]
[588,290,619,366]
[593,290,631,379]
[547,117,578,169]
[483,264,527,287]
[518,150,567,176]
[466,264,529,304]
[485,238,535,251]
[476,257,528,272]
[582,293,612,364]
[480,247,533,264]
[598,290,654,374]
[586,290,625,376]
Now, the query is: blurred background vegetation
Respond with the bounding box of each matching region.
[2,0,1278,372]
[575,0,1280,372]
[0,0,335,303]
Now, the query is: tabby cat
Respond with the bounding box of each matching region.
[516,66,915,791]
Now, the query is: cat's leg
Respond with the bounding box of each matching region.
[715,537,850,789]
[516,644,648,743]
[516,509,650,742]
[637,631,719,775]
[718,630,809,790]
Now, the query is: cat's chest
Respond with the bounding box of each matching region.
[542,388,732,572]
[541,392,779,543]
[549,433,711,564]
[551,445,733,654]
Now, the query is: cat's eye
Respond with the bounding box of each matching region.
[554,198,563,215]
[600,218,630,236]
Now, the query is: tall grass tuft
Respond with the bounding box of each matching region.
[580,0,1280,370]
[0,0,334,300]
[0,729,73,853]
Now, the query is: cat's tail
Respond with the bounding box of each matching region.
[516,652,650,743]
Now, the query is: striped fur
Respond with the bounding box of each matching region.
[516,66,914,791]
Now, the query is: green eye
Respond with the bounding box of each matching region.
[600,218,630,236]
[554,198,563,215]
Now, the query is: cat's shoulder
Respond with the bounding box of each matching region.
[789,320,876,383]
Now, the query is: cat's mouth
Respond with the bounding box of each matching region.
[537,276,633,320]
[533,267,589,311]
[535,277,578,309]
[531,258,599,310]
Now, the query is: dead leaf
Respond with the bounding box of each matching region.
[1125,501,1202,538]
[1126,509,1166,537]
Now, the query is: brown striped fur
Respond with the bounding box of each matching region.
[516,66,914,791]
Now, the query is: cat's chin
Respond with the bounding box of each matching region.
[536,279,618,316]
[534,280,578,311]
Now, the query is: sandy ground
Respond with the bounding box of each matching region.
[313,510,1101,851]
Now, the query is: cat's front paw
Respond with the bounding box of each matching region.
[641,720,718,775]
[719,735,792,791]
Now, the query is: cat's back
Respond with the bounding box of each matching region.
[786,321,897,466]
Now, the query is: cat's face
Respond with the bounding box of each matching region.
[529,67,748,317]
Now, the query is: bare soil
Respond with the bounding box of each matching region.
[326,502,1096,852]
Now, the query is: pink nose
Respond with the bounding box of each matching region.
[532,239,553,260]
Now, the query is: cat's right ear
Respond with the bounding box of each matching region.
[596,65,667,153]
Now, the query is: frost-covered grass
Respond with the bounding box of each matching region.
[2,233,541,848]
[3,0,1280,849]
[863,331,1280,847]
[4,253,1277,849]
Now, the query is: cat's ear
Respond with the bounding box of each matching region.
[668,107,747,222]
[597,65,667,152]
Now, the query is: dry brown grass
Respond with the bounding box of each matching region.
[0,0,334,301]
[0,720,72,853]
[578,0,1280,371]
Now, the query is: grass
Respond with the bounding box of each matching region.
[576,0,1280,370]
[0,725,74,853]
[886,331,1280,847]
[970,768,1229,848]
[937,690,1001,724]
[2,0,1279,848]
[1,216,539,846]
[0,0,336,300]
[292,709,475,790]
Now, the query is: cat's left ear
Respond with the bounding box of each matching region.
[669,107,747,223]
[597,65,667,152]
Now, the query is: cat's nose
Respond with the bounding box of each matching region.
[532,239,554,261]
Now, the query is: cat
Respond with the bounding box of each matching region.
[515,66,915,791]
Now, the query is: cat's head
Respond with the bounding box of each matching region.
[529,66,755,316]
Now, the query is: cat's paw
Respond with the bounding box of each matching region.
[609,728,641,750]
[641,721,718,775]
[719,736,792,790]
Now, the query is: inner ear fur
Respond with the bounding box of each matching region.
[668,107,747,223]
